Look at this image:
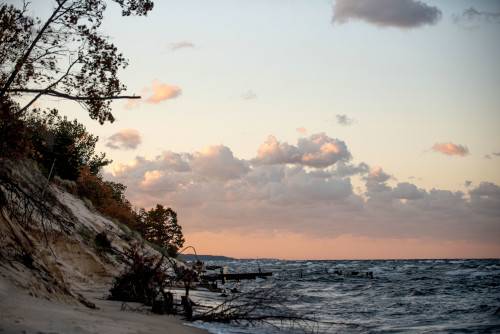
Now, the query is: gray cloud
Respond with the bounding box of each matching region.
[453,7,500,27]
[332,0,442,29]
[107,135,500,243]
[469,182,500,217]
[169,41,195,51]
[106,129,142,150]
[336,114,354,126]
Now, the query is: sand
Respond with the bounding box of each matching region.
[0,277,208,334]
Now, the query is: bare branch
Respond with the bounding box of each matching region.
[0,0,69,97]
[8,88,141,101]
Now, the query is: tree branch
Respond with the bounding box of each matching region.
[8,88,141,101]
[0,0,68,97]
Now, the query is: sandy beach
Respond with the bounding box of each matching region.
[0,277,207,334]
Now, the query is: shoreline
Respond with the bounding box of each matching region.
[0,277,209,334]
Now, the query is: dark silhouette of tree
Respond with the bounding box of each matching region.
[26,109,111,180]
[138,205,185,257]
[0,0,154,123]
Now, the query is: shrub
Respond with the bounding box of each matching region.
[24,109,111,181]
[109,244,168,304]
[95,231,112,253]
[76,167,138,229]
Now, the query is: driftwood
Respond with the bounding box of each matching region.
[191,285,322,333]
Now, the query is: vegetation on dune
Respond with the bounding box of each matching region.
[0,0,184,258]
[1,99,184,257]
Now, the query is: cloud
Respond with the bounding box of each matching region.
[254,133,351,168]
[453,7,500,27]
[432,142,469,157]
[106,129,142,150]
[191,145,249,180]
[169,41,195,51]
[106,134,500,247]
[241,90,257,100]
[465,180,472,187]
[296,127,307,135]
[469,182,500,217]
[332,0,442,29]
[146,81,182,104]
[485,152,500,159]
[336,114,354,126]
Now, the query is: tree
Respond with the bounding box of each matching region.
[0,0,154,123]
[138,205,185,257]
[25,109,111,180]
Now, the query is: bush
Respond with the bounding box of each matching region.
[76,167,138,229]
[94,231,112,253]
[24,109,111,181]
[109,244,168,304]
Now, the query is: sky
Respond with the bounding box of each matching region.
[15,0,500,259]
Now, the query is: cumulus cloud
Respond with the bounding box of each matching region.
[453,7,500,27]
[336,114,354,126]
[169,41,195,51]
[241,90,257,100]
[191,145,249,180]
[106,135,500,245]
[432,142,469,157]
[255,133,351,168]
[469,182,500,217]
[106,129,142,150]
[147,81,182,104]
[332,0,442,29]
[391,182,425,200]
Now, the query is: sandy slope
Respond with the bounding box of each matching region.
[0,160,208,333]
[0,277,207,334]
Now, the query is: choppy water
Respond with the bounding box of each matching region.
[188,259,500,334]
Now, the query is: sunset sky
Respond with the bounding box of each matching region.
[19,0,500,259]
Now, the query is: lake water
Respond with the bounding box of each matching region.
[188,259,500,333]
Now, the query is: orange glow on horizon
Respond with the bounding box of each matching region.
[184,231,500,260]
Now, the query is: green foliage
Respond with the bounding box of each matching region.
[137,205,185,257]
[24,109,111,180]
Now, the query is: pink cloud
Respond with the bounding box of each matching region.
[432,142,469,156]
[146,81,182,104]
[296,127,307,135]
